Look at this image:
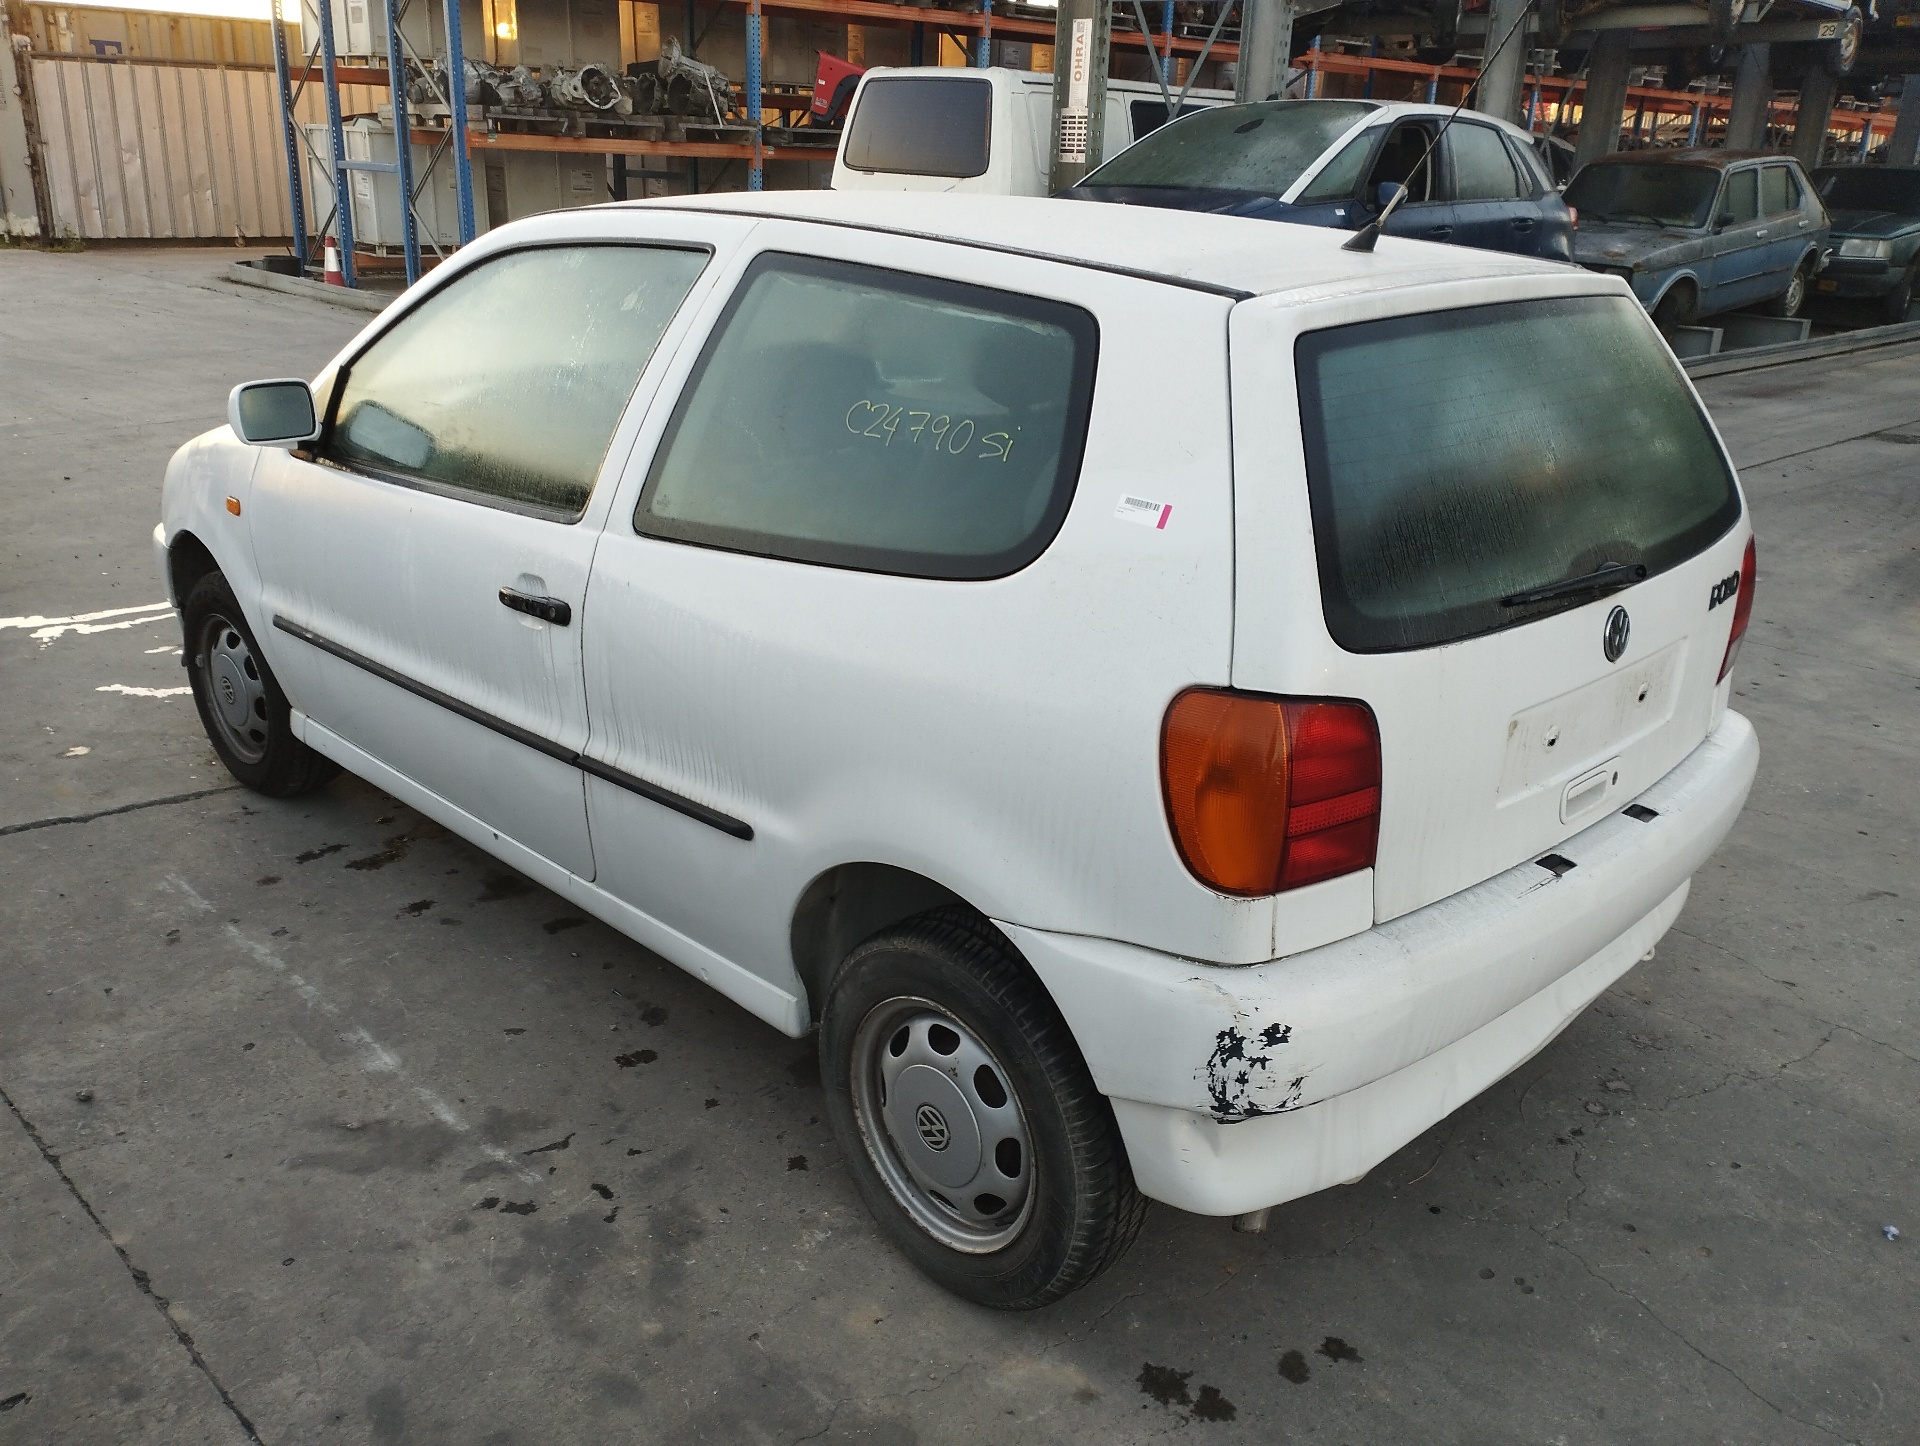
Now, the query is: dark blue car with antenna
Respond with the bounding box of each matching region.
[1065,99,1575,264]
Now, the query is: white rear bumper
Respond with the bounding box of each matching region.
[1002,709,1758,1217]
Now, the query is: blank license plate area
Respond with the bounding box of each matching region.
[1498,640,1686,801]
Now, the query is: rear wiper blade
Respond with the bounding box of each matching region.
[1501,561,1647,608]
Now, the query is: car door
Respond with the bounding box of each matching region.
[576,222,1237,1023]
[250,239,715,878]
[1707,166,1768,310]
[1365,119,1457,246]
[1444,121,1539,256]
[1761,162,1816,284]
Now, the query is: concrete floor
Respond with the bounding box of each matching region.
[1,247,1915,1446]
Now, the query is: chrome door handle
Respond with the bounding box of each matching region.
[499,587,573,626]
[1756,229,1769,237]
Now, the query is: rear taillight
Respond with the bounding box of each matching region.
[1717,537,1757,682]
[1568,205,1579,228]
[1161,689,1381,896]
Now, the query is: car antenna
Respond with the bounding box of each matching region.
[1344,0,1539,253]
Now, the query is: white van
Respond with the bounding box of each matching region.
[830,66,1231,196]
[171,192,1757,1311]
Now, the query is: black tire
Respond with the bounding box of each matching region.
[1881,264,1917,325]
[1764,258,1813,318]
[819,906,1147,1310]
[1817,8,1863,76]
[1652,282,1697,331]
[182,570,339,797]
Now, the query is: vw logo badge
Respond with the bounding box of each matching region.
[914,1103,951,1152]
[1603,605,1631,663]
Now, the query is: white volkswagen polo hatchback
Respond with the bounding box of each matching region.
[159,192,1758,1309]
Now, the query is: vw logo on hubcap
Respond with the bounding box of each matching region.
[914,1103,951,1152]
[220,676,237,704]
[1603,605,1631,663]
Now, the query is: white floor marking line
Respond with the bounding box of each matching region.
[145,646,183,655]
[2,602,172,629]
[2,603,178,648]
[163,874,216,912]
[216,921,543,1186]
[97,684,192,698]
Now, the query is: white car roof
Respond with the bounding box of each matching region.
[620,191,1571,302]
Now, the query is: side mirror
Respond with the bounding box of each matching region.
[1713,214,1733,232]
[228,379,319,447]
[1376,180,1408,211]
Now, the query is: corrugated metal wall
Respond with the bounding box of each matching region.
[21,3,280,66]
[30,53,295,239]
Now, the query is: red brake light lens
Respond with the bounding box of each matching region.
[1718,537,1757,682]
[1161,690,1381,896]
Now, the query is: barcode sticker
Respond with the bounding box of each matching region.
[1115,495,1172,530]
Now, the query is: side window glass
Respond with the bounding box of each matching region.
[1506,134,1551,194]
[326,245,707,518]
[637,253,1098,580]
[1366,123,1437,203]
[1451,124,1522,201]
[1296,128,1380,203]
[1761,165,1796,215]
[1722,169,1759,225]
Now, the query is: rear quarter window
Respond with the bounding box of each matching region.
[636,253,1098,579]
[1295,294,1740,652]
[843,77,992,178]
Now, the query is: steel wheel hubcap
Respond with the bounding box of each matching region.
[198,613,269,765]
[851,999,1034,1253]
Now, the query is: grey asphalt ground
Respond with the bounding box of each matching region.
[2,248,1916,1446]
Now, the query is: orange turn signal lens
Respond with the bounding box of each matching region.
[1161,689,1381,896]
[225,496,242,515]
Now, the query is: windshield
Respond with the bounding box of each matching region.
[1565,164,1720,228]
[1297,295,1740,652]
[1813,168,1920,216]
[1079,100,1376,195]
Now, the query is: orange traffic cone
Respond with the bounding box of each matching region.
[322,235,344,286]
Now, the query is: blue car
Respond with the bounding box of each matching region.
[1066,99,1575,263]
[1566,150,1831,327]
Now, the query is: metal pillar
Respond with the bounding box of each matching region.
[1476,0,1531,124]
[1887,74,1920,166]
[1235,0,1295,103]
[316,0,356,286]
[269,1,308,268]
[977,0,994,67]
[441,0,475,242]
[1687,101,1704,146]
[1724,44,1771,151]
[1047,0,1109,192]
[1791,65,1837,170]
[383,0,419,282]
[1571,28,1631,171]
[5,0,58,245]
[746,0,762,189]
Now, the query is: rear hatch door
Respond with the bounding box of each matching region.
[1229,279,1750,922]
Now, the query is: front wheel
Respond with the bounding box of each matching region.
[182,570,339,797]
[1881,264,1917,325]
[820,907,1147,1309]
[1765,259,1813,318]
[1651,283,1697,332]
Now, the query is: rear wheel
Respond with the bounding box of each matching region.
[820,907,1147,1309]
[1765,258,1813,318]
[183,570,339,797]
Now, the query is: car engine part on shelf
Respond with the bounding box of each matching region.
[549,63,624,111]
[627,38,735,122]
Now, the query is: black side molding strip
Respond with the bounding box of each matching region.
[272,614,754,841]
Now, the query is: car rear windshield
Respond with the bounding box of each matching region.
[842,77,991,177]
[1080,100,1375,195]
[1296,295,1740,653]
[1814,167,1920,215]
[1564,164,1719,229]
